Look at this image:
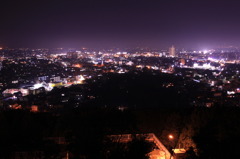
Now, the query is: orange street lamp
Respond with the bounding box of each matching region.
[168,134,174,140]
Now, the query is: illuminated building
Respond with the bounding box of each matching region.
[67,51,78,59]
[179,59,186,65]
[72,64,83,68]
[10,104,22,110]
[109,133,171,159]
[172,149,186,159]
[2,88,29,97]
[192,63,218,70]
[30,82,53,91]
[75,75,85,84]
[169,45,176,57]
[38,76,48,82]
[31,105,39,112]
[49,82,63,87]
[50,76,61,82]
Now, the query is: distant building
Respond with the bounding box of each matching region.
[31,105,39,112]
[2,88,29,97]
[29,82,53,92]
[38,76,49,82]
[169,46,176,57]
[10,104,22,110]
[179,59,186,65]
[50,76,61,82]
[67,51,78,59]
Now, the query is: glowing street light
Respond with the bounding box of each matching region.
[168,134,174,140]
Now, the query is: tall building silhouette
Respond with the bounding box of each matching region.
[169,45,176,57]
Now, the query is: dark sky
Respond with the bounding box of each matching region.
[1,0,240,49]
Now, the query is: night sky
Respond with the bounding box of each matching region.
[1,0,240,49]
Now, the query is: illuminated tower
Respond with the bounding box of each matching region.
[169,45,176,57]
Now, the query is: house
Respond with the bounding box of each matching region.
[172,149,186,159]
[109,133,171,159]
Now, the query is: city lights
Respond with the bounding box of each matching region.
[168,134,174,140]
[1,0,240,158]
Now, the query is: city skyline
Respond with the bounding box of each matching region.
[2,1,240,158]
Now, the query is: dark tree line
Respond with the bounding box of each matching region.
[1,71,240,158]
